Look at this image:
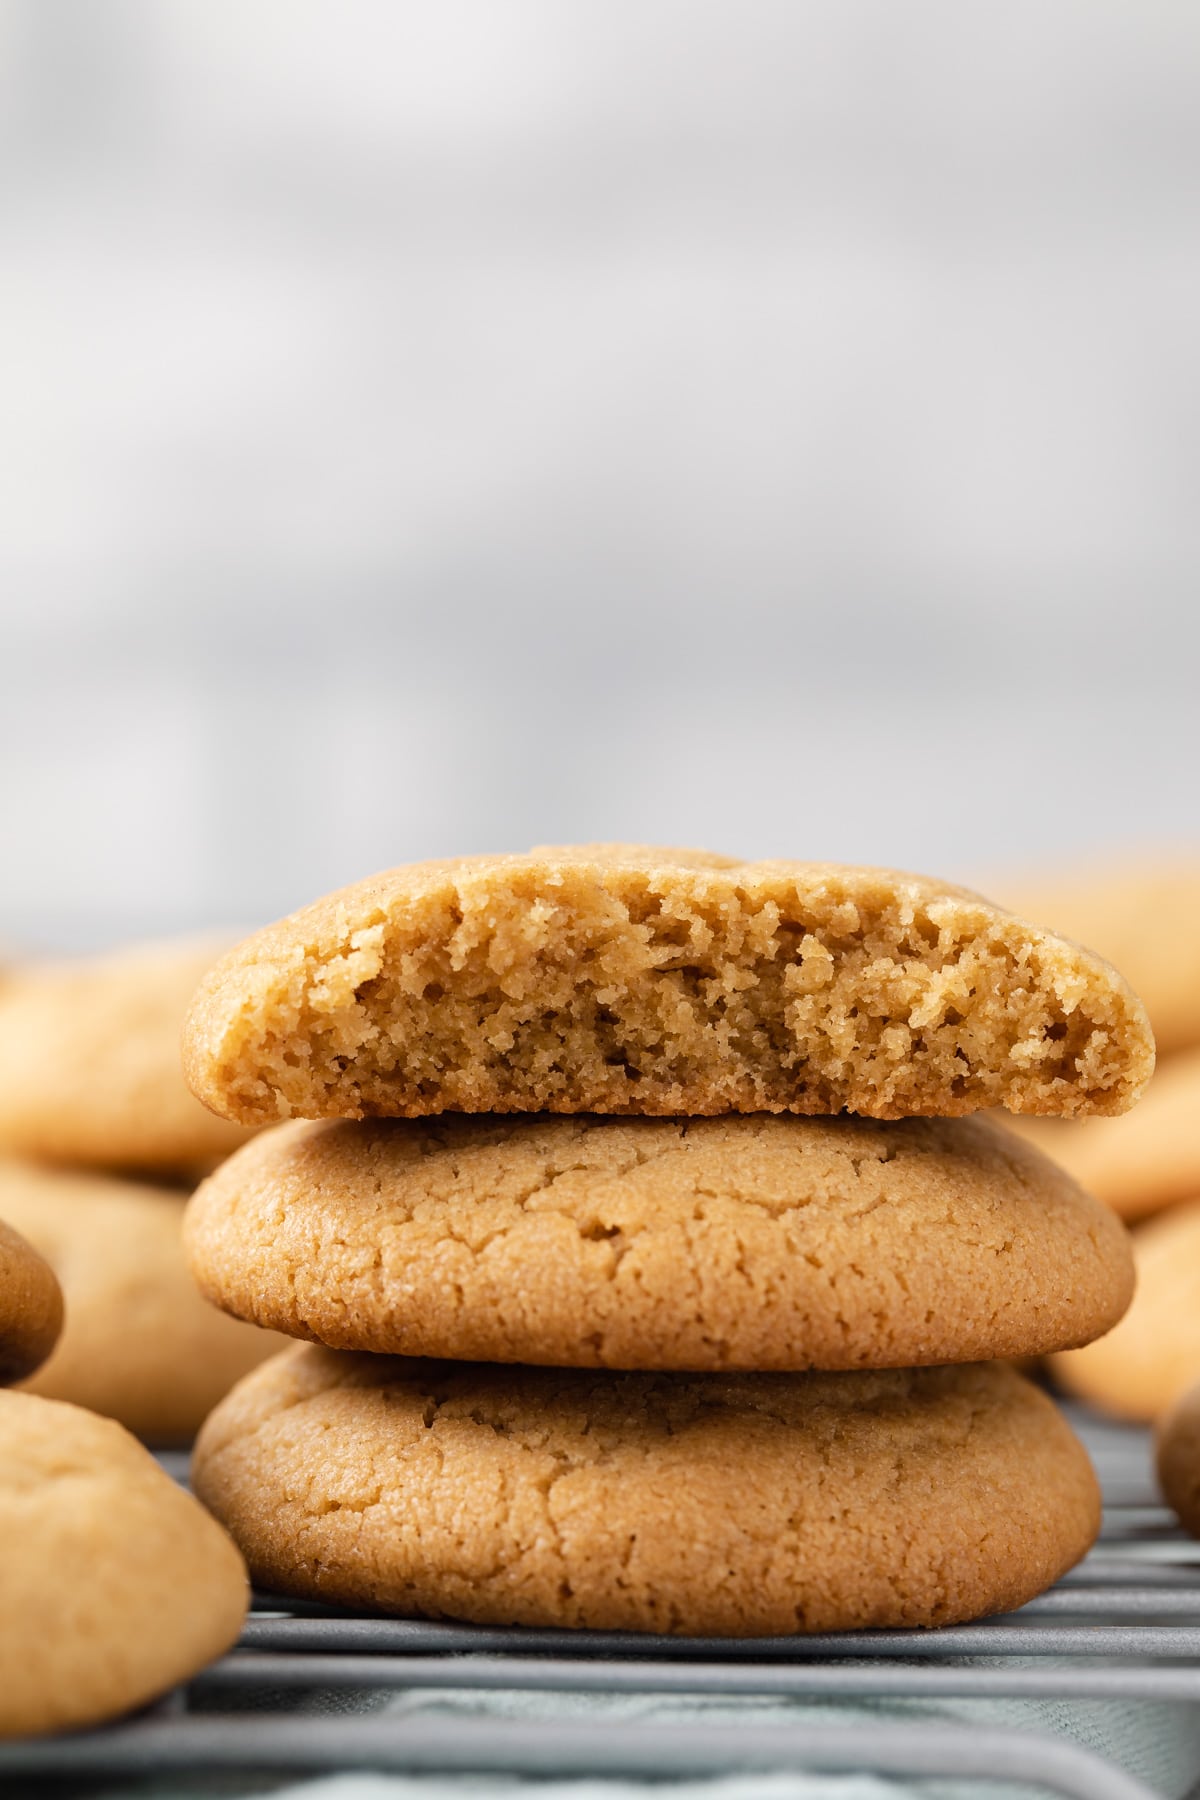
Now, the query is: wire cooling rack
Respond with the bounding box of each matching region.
[5,1405,1200,1800]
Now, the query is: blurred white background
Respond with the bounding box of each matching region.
[1,0,1197,947]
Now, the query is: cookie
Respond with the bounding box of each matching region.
[186,1112,1133,1370]
[0,935,255,1172]
[0,1162,285,1443]
[1000,858,1200,1058]
[1050,1201,1200,1421]
[1157,1381,1200,1537]
[1004,1048,1200,1222]
[0,1391,246,1736]
[182,847,1153,1127]
[0,1219,62,1385]
[194,1348,1098,1635]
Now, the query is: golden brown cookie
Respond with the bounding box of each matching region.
[1157,1381,1200,1537]
[0,1219,62,1385]
[999,857,1200,1058]
[1005,1048,1200,1221]
[0,1162,285,1443]
[0,1391,246,1736]
[183,848,1153,1127]
[186,1112,1133,1370]
[1051,1200,1200,1421]
[0,935,255,1172]
[194,1348,1098,1635]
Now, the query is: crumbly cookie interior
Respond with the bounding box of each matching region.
[206,868,1150,1121]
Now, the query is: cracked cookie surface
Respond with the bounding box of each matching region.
[182,847,1154,1126]
[185,1112,1132,1370]
[192,1348,1099,1634]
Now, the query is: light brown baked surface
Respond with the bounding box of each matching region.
[999,858,1200,1058]
[1051,1200,1200,1421]
[1004,1048,1200,1221]
[1157,1381,1200,1538]
[0,1391,246,1737]
[182,848,1154,1126]
[193,1348,1098,1635]
[0,1218,62,1385]
[186,1112,1133,1370]
[0,936,255,1171]
[0,1162,285,1443]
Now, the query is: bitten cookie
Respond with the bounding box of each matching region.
[194,1348,1099,1635]
[0,1392,246,1736]
[1157,1382,1200,1537]
[0,1220,62,1385]
[1000,858,1200,1058]
[186,1112,1133,1371]
[182,848,1153,1127]
[0,936,255,1172]
[1005,1049,1200,1222]
[1051,1201,1200,1421]
[0,1163,285,1442]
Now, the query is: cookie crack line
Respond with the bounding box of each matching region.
[181,852,1155,1125]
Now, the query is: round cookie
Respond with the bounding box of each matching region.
[0,935,254,1172]
[0,1391,246,1736]
[183,848,1153,1127]
[1051,1201,1200,1421]
[0,1162,286,1442]
[1157,1382,1200,1538]
[194,1348,1099,1635]
[1004,1047,1200,1222]
[186,1112,1133,1371]
[1000,858,1200,1058]
[0,1219,62,1385]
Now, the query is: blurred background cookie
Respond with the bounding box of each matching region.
[0,1392,246,1737]
[0,1218,62,1385]
[1157,1381,1200,1538]
[1050,1200,1200,1421]
[0,1162,285,1443]
[1000,860,1200,1059]
[0,936,254,1175]
[1005,1047,1200,1222]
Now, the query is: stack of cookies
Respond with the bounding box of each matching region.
[183,848,1151,1635]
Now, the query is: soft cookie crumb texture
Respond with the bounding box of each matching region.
[193,1349,1100,1636]
[184,853,1154,1124]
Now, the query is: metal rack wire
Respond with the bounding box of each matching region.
[5,1405,1200,1800]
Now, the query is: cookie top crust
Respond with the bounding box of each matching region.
[182,848,1154,1125]
[0,1392,246,1736]
[186,1111,1133,1370]
[0,1161,284,1443]
[193,1347,1099,1636]
[0,935,255,1172]
[0,1218,62,1385]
